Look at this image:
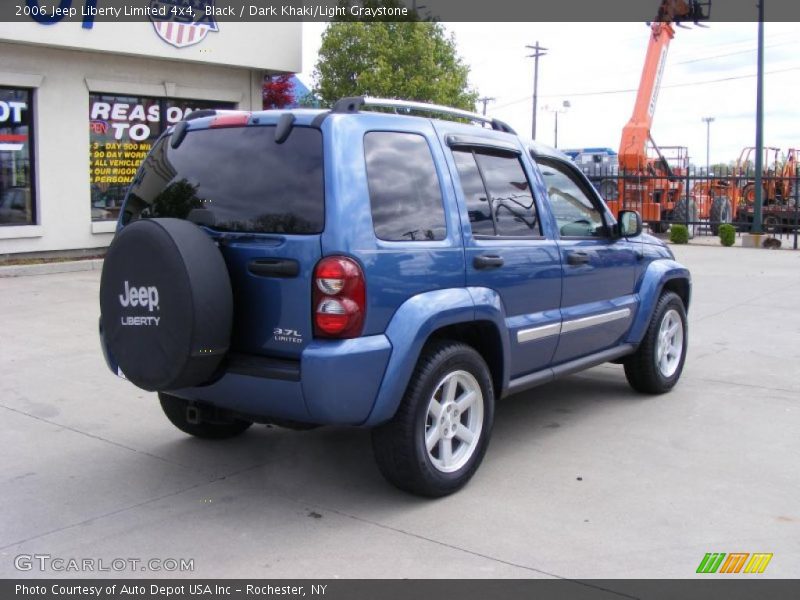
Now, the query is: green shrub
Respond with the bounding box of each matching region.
[718,224,736,247]
[670,224,689,244]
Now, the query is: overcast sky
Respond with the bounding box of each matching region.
[300,21,800,166]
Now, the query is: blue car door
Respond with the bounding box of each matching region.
[532,155,640,364]
[435,125,563,378]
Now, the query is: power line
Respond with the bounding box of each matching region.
[666,29,798,61]
[492,66,800,109]
[674,39,798,65]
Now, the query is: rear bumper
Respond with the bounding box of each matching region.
[100,323,392,426]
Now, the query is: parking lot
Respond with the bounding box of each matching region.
[1,244,798,579]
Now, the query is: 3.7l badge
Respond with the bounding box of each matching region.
[273,328,302,344]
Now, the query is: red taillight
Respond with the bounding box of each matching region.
[313,256,365,338]
[210,112,251,128]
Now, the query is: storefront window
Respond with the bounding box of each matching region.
[0,87,35,226]
[89,94,232,221]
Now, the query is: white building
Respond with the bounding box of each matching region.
[0,17,301,256]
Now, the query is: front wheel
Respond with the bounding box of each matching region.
[371,341,495,497]
[624,292,688,394]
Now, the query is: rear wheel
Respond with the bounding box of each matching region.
[624,292,688,394]
[159,393,252,439]
[742,182,756,205]
[649,221,670,234]
[371,341,495,497]
[671,199,699,238]
[709,196,733,235]
[598,178,619,201]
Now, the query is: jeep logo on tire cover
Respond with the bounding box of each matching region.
[119,281,161,326]
[119,280,160,311]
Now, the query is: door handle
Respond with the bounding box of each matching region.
[566,251,590,266]
[247,258,300,278]
[473,254,504,269]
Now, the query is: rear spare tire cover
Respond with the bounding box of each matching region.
[100,218,233,392]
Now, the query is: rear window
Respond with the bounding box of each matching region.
[121,126,324,234]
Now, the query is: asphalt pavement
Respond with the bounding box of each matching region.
[1,244,798,579]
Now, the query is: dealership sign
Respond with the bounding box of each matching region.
[150,1,219,48]
[0,100,28,152]
[24,0,219,48]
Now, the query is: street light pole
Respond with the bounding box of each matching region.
[543,100,570,148]
[555,111,559,148]
[526,42,547,139]
[702,116,714,175]
[753,0,765,234]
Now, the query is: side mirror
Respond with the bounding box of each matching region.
[618,210,642,238]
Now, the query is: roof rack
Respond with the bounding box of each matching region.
[330,96,516,134]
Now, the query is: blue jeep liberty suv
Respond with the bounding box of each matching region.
[99,97,691,497]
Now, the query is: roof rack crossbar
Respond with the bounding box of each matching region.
[330,96,516,134]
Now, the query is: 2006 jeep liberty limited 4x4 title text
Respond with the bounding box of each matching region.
[99,97,690,497]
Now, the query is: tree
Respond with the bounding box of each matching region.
[313,14,478,111]
[263,74,295,109]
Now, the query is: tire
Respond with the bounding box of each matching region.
[624,292,688,394]
[99,218,233,391]
[159,393,252,439]
[709,196,733,235]
[763,214,781,234]
[371,341,495,497]
[671,199,699,238]
[742,182,756,205]
[649,221,669,234]
[598,178,618,201]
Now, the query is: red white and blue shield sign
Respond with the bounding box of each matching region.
[150,1,219,49]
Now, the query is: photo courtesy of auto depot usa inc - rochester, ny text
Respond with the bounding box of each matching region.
[14,583,330,597]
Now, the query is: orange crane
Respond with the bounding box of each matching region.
[605,0,710,232]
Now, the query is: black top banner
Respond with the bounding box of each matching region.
[3,0,798,23]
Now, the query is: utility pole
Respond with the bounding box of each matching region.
[526,41,547,140]
[702,116,715,176]
[477,96,495,116]
[542,100,570,148]
[753,0,765,234]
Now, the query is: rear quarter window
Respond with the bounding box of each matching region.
[364,131,447,242]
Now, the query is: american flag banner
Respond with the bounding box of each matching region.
[150,1,219,49]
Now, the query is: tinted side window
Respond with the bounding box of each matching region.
[364,132,446,242]
[452,150,494,236]
[538,159,606,237]
[452,148,539,237]
[477,152,538,236]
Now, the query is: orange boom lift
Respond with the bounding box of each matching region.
[606,0,710,231]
